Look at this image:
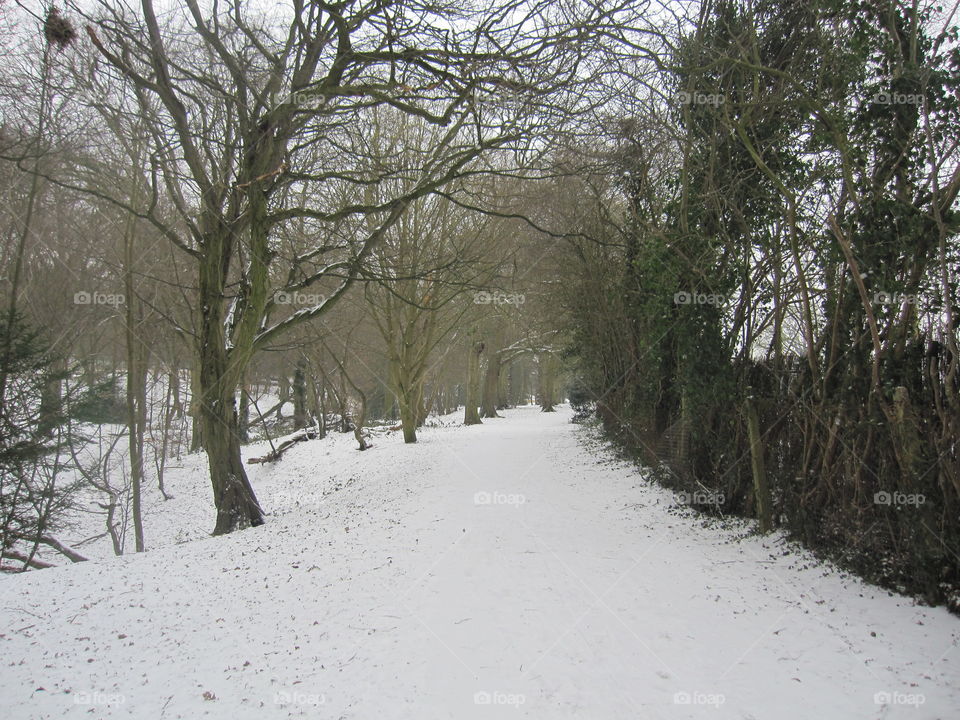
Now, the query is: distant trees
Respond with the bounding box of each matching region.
[362,115,495,443]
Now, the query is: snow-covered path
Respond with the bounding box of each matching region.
[1,406,958,719]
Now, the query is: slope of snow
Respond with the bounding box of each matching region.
[1,406,957,719]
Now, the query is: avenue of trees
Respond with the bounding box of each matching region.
[2,0,959,611]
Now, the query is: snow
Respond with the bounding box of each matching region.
[1,406,958,719]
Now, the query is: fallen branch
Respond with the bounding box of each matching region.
[1,549,55,570]
[8,534,89,564]
[247,429,318,464]
[38,535,89,563]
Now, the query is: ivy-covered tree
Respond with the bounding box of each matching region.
[562,0,960,609]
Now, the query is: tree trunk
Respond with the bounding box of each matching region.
[745,396,772,533]
[400,399,418,443]
[197,236,264,535]
[125,351,146,552]
[123,206,146,552]
[293,359,308,429]
[396,379,422,443]
[464,341,484,425]
[497,359,509,409]
[189,359,203,452]
[538,353,557,412]
[157,367,174,500]
[337,378,351,432]
[309,374,326,438]
[276,368,290,421]
[318,381,326,438]
[417,382,434,427]
[201,397,263,534]
[238,377,251,443]
[481,353,502,418]
[169,365,182,417]
[353,386,370,451]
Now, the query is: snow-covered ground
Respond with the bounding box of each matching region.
[1,406,957,719]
